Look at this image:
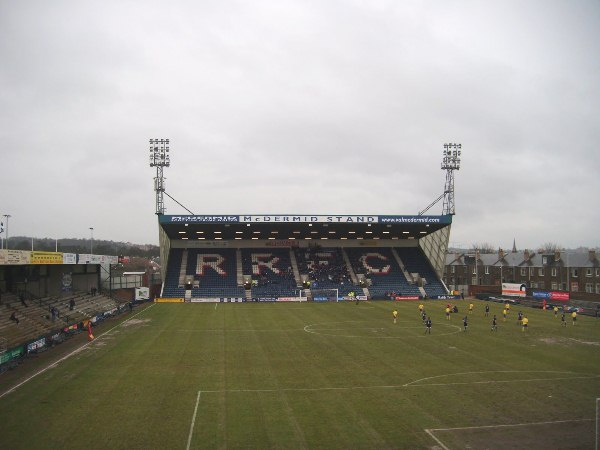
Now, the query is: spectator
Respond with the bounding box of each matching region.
[10,312,19,325]
[69,298,75,311]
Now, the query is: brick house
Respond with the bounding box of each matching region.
[444,249,600,298]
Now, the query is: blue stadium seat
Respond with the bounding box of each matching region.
[161,246,446,300]
[344,247,421,298]
[294,247,356,296]
[163,248,245,298]
[241,248,298,298]
[397,247,447,297]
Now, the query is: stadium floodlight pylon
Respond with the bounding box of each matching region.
[418,143,462,216]
[441,143,461,216]
[149,138,170,215]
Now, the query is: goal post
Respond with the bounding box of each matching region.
[293,290,309,302]
[311,289,339,302]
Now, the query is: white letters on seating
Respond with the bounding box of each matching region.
[196,254,227,275]
[252,254,281,275]
[360,253,391,275]
[307,252,333,271]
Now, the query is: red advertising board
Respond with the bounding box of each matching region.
[550,291,569,301]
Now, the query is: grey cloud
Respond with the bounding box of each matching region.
[1,0,598,248]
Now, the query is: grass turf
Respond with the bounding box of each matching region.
[0,299,599,449]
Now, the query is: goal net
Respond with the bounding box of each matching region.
[311,289,339,302]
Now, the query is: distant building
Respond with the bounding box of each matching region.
[444,249,600,296]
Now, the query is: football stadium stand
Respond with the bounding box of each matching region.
[0,291,126,352]
[156,214,452,302]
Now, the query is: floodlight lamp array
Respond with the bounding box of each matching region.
[149,138,170,167]
[441,142,461,170]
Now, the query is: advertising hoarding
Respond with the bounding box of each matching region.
[135,287,150,301]
[532,291,570,301]
[502,283,527,297]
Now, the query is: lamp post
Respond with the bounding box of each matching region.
[90,227,94,254]
[474,249,479,285]
[2,214,11,249]
[566,251,570,293]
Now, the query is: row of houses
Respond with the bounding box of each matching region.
[444,249,600,297]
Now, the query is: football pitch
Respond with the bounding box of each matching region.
[0,299,599,449]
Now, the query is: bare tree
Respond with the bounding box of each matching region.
[471,242,496,254]
[538,242,562,253]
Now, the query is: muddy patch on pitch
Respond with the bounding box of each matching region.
[122,318,151,327]
[539,337,563,345]
[568,338,600,346]
[540,336,600,347]
[538,337,572,346]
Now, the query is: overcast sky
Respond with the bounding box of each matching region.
[1,0,599,250]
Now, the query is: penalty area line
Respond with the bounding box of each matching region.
[424,429,450,450]
[425,418,594,450]
[186,390,202,450]
[404,374,600,388]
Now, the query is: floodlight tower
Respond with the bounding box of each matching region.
[149,138,170,215]
[441,143,461,215]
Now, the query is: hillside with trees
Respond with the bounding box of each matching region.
[5,236,159,258]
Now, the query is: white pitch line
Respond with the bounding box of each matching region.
[403,370,596,387]
[427,417,594,432]
[405,375,600,388]
[186,390,202,450]
[425,418,594,450]
[198,370,600,394]
[0,304,155,400]
[424,428,450,450]
[200,385,402,394]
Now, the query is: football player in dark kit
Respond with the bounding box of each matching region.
[425,317,432,334]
